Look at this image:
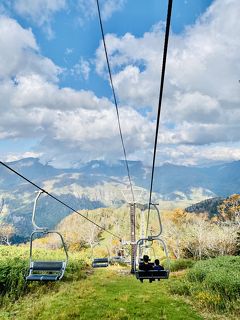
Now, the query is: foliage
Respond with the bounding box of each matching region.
[57,207,130,255]
[163,209,239,259]
[217,194,240,223]
[0,223,15,245]
[168,279,191,296]
[0,257,27,300]
[164,258,195,272]
[0,200,15,245]
[0,246,87,305]
[169,256,240,314]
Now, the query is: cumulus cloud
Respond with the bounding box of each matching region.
[95,0,240,148]
[0,16,60,80]
[0,15,154,166]
[1,0,240,167]
[13,0,66,39]
[36,106,154,166]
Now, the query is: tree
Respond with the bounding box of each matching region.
[57,211,101,250]
[163,208,238,259]
[217,194,240,224]
[0,197,15,245]
[0,223,15,245]
[163,209,191,259]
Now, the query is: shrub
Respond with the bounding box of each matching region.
[0,257,28,304]
[0,245,87,304]
[171,256,240,313]
[169,279,191,296]
[195,291,225,310]
[163,258,195,272]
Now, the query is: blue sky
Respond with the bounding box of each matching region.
[0,0,239,167]
[13,0,213,94]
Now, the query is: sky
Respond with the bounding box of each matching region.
[0,0,239,168]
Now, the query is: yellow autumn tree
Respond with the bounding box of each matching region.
[217,194,240,224]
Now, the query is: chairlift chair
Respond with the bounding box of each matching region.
[26,191,68,281]
[135,237,170,281]
[92,257,109,268]
[134,203,170,282]
[91,243,110,268]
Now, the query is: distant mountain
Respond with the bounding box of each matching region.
[1,157,240,242]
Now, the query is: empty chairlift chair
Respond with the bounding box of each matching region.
[26,191,68,281]
[92,258,109,268]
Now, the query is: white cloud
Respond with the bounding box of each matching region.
[0,15,154,166]
[71,57,91,80]
[65,48,73,55]
[9,0,66,38]
[3,151,43,163]
[36,106,154,165]
[1,1,240,167]
[100,0,126,20]
[95,28,166,108]
[0,16,60,81]
[95,0,240,149]
[156,143,240,166]
[76,0,126,25]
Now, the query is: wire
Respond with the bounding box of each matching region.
[146,0,173,234]
[0,161,121,240]
[96,0,135,204]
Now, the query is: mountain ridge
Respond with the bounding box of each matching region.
[1,157,240,241]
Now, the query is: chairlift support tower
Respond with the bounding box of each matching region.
[129,203,136,274]
[121,186,146,274]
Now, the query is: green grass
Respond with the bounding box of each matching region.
[0,246,87,304]
[2,246,238,319]
[169,256,240,315]
[0,267,203,320]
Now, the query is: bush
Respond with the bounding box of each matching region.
[171,256,240,313]
[64,259,87,281]
[0,257,28,298]
[163,258,195,272]
[0,245,87,304]
[169,279,191,296]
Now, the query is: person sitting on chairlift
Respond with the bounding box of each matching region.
[153,259,164,271]
[139,255,153,271]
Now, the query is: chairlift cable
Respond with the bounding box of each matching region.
[146,0,173,234]
[96,0,135,203]
[0,161,121,240]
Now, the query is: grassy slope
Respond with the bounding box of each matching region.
[0,267,203,320]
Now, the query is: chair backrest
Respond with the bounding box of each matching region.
[93,258,108,263]
[30,261,65,272]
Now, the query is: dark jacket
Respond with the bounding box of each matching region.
[153,265,164,271]
[139,262,153,271]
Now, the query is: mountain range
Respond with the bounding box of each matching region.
[0,157,239,242]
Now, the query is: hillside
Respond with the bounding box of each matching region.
[185,197,224,217]
[1,158,240,241]
[1,244,239,320]
[0,259,203,320]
